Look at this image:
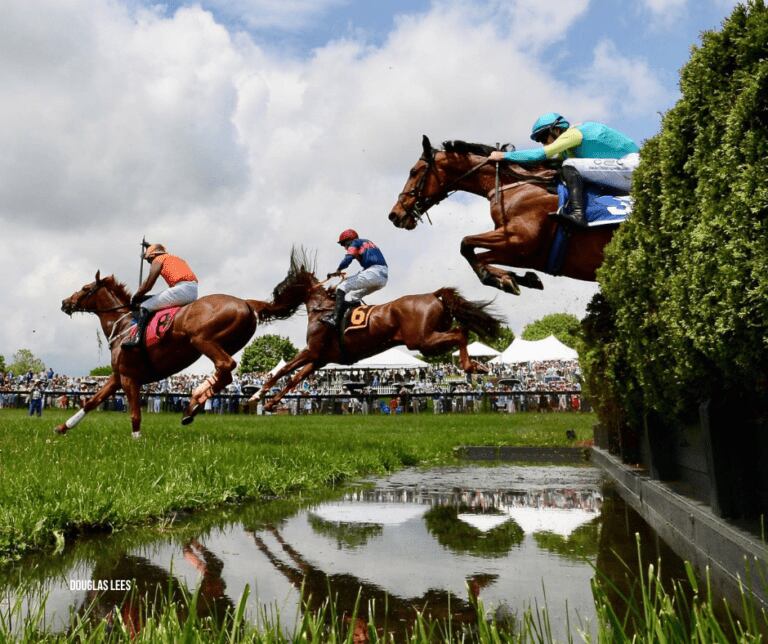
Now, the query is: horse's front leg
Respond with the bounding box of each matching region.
[475,249,544,290]
[120,376,143,439]
[460,229,522,295]
[262,363,316,412]
[248,349,316,404]
[54,374,120,435]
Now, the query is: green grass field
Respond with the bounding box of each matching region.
[0,409,594,562]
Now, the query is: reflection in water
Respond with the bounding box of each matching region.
[1,465,692,640]
[73,540,235,638]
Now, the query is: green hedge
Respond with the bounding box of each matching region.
[587,1,768,427]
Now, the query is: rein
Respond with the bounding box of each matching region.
[398,155,491,222]
[76,282,132,313]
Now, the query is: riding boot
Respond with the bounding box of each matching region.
[321,289,347,327]
[122,308,151,349]
[558,166,589,228]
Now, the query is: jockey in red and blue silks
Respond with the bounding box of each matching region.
[489,112,640,228]
[322,229,389,328]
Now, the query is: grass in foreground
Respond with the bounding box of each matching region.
[3,539,767,642]
[0,409,594,562]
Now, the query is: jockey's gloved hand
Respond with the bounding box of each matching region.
[130,294,142,307]
[327,272,336,280]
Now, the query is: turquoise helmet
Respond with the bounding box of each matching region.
[530,112,570,142]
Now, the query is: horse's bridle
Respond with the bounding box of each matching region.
[397,152,491,224]
[72,282,131,313]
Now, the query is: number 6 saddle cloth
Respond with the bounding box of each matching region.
[343,304,375,334]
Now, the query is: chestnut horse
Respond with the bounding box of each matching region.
[58,272,268,437]
[250,249,504,412]
[388,136,617,295]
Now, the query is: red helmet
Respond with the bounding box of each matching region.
[338,229,358,244]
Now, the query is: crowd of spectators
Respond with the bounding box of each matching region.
[0,359,584,416]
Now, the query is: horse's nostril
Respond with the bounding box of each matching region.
[388,212,398,222]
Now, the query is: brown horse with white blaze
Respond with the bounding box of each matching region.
[388,136,617,294]
[250,249,504,412]
[58,272,268,437]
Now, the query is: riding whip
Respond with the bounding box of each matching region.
[138,236,149,286]
[494,142,501,205]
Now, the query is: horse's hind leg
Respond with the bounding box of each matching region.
[54,374,119,435]
[417,329,488,374]
[182,341,236,425]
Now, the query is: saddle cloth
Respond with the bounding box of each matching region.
[343,304,374,334]
[557,183,632,226]
[128,306,182,347]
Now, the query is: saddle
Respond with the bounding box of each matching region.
[127,306,182,348]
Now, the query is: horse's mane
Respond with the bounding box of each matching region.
[442,140,514,156]
[442,139,559,186]
[261,247,318,322]
[103,275,132,302]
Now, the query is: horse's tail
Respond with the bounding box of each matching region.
[434,288,503,341]
[245,300,298,324]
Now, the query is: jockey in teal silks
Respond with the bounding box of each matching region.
[488,112,640,228]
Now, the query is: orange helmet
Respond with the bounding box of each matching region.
[338,229,358,244]
[143,243,167,260]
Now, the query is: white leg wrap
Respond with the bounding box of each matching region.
[65,409,86,429]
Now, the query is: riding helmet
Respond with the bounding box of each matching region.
[530,112,570,142]
[338,229,359,244]
[144,243,167,260]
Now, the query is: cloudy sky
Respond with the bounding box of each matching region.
[1,0,739,375]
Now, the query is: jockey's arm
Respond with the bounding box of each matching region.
[133,261,162,300]
[336,251,355,273]
[499,127,584,163]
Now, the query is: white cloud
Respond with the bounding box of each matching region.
[640,0,688,26]
[187,0,348,30]
[580,40,672,120]
[4,0,650,375]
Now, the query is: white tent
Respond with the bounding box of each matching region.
[490,335,578,364]
[321,346,428,370]
[451,341,501,358]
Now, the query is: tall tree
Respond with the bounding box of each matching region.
[0,354,6,373]
[238,335,298,374]
[522,314,581,348]
[9,348,45,375]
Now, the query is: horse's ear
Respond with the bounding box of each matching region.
[422,135,434,162]
[95,270,101,283]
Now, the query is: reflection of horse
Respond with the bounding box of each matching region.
[388,136,617,294]
[59,272,268,437]
[76,543,234,637]
[251,249,504,411]
[249,525,485,640]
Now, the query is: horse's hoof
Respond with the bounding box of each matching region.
[522,271,544,290]
[501,280,521,296]
[54,425,68,435]
[180,415,195,426]
[131,431,142,440]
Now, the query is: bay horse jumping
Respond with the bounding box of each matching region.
[250,249,504,412]
[58,272,268,437]
[388,136,617,295]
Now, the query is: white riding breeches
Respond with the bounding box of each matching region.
[340,265,388,302]
[142,281,198,311]
[563,152,639,192]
